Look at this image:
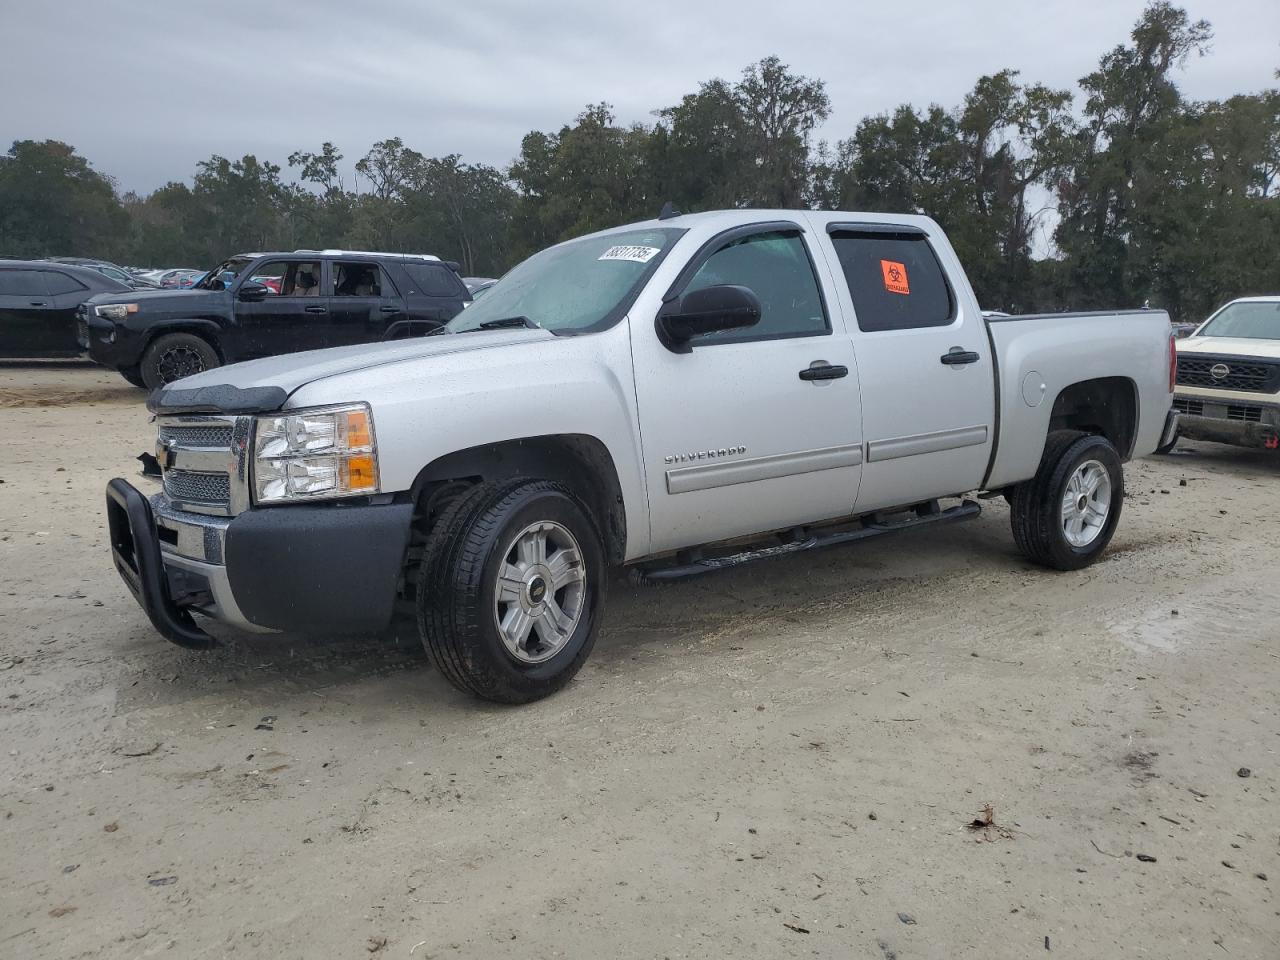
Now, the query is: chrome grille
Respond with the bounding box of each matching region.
[1176,356,1279,393]
[158,424,235,448]
[164,470,231,504]
[155,414,249,516]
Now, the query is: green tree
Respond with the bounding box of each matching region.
[0,140,127,259]
[1054,1,1213,309]
[734,56,831,206]
[404,156,515,274]
[509,104,652,257]
[649,57,830,211]
[287,142,354,251]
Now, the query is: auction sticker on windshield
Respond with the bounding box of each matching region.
[598,245,662,263]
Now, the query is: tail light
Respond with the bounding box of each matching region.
[1168,334,1177,393]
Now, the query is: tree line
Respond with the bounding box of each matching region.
[0,2,1275,321]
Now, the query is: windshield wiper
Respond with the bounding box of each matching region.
[477,316,540,331]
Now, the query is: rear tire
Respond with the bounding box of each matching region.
[119,365,146,388]
[140,333,219,389]
[1010,431,1124,571]
[416,479,606,704]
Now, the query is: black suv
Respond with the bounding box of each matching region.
[82,250,472,388]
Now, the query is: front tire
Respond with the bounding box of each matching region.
[1010,431,1124,571]
[416,480,606,703]
[140,333,219,389]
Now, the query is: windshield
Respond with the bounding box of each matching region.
[1198,301,1280,340]
[446,227,685,335]
[195,256,254,291]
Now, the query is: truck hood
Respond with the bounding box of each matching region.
[1177,336,1280,360]
[148,328,554,414]
[87,287,226,310]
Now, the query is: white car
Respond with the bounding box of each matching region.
[1170,296,1280,451]
[106,209,1177,703]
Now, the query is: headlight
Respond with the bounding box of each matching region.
[95,303,138,320]
[252,403,379,504]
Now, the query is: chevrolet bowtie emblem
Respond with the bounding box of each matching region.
[155,437,177,470]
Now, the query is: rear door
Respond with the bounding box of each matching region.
[327,260,405,344]
[630,221,863,554]
[235,259,333,358]
[818,222,995,512]
[0,268,63,358]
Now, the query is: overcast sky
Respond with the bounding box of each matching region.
[4,0,1277,195]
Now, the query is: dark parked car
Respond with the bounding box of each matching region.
[46,257,162,289]
[82,249,472,388]
[157,268,202,288]
[0,260,131,358]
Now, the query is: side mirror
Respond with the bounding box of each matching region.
[657,284,762,353]
[237,280,268,302]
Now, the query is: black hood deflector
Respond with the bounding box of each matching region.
[146,384,289,416]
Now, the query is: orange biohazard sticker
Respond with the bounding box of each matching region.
[880,259,910,295]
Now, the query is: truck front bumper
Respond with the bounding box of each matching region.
[105,479,413,645]
[1173,395,1280,450]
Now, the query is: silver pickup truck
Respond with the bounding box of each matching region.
[106,209,1177,703]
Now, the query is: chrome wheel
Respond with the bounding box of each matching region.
[158,346,206,383]
[1061,459,1112,547]
[493,520,586,664]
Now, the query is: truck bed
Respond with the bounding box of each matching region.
[983,308,1172,488]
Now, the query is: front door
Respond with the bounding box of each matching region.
[630,223,864,555]
[235,259,333,359]
[819,224,996,512]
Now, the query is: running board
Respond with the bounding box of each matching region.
[636,499,981,582]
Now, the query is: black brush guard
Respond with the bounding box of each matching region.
[105,478,215,649]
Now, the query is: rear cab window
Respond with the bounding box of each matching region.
[828,227,954,332]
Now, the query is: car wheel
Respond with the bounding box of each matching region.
[119,365,147,389]
[1010,430,1124,571]
[140,333,219,389]
[416,479,605,704]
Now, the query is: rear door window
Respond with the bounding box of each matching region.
[830,231,954,332]
[333,262,392,297]
[0,270,49,297]
[402,262,463,297]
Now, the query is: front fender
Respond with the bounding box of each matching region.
[285,325,652,558]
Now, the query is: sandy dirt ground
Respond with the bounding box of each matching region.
[1,363,1278,960]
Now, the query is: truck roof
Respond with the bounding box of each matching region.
[581,207,942,242]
